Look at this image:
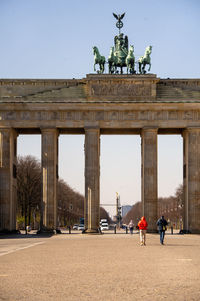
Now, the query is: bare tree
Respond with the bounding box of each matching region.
[17,156,41,229]
[100,207,111,223]
[57,179,84,226]
[122,184,184,229]
[17,155,111,229]
[122,202,142,226]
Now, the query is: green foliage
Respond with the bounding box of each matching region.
[16,215,25,229]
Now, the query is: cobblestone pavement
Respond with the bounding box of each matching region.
[0,231,200,301]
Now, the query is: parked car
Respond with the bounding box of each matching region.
[100,219,108,224]
[78,224,85,231]
[73,224,79,230]
[100,223,109,231]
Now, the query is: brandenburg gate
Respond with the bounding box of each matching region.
[0,74,200,233]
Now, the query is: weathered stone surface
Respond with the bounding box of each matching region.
[1,76,200,103]
[0,128,17,231]
[84,128,100,233]
[141,128,157,232]
[41,129,58,230]
[183,128,200,233]
[86,74,158,102]
[0,74,200,233]
[157,79,200,101]
[0,79,86,102]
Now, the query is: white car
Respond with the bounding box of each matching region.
[78,224,85,231]
[72,224,79,230]
[100,223,109,231]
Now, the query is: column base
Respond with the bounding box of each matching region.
[179,229,192,234]
[82,228,102,235]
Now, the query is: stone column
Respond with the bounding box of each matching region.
[0,128,17,232]
[41,129,58,231]
[141,128,158,232]
[84,128,100,233]
[183,128,200,233]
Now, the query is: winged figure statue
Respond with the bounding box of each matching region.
[113,13,125,22]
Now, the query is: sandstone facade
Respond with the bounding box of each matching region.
[0,74,200,233]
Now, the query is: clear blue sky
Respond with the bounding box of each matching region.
[1,0,199,216]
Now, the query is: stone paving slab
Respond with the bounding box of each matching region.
[0,232,200,301]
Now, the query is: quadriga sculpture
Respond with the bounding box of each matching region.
[138,45,152,74]
[125,45,135,74]
[113,33,128,74]
[108,47,117,74]
[93,46,106,74]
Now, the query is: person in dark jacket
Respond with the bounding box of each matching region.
[157,216,168,245]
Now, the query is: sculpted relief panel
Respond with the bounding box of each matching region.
[90,83,152,97]
[1,110,200,123]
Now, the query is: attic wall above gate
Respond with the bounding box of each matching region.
[0,74,200,104]
[0,74,200,134]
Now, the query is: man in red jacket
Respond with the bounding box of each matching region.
[138,216,148,246]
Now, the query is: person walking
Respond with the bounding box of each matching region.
[157,215,168,245]
[128,220,134,234]
[138,216,148,246]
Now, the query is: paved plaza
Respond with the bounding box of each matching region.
[0,231,200,301]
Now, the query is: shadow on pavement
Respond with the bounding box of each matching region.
[0,234,53,239]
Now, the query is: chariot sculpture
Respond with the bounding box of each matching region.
[93,13,152,75]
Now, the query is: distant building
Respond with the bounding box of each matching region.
[121,205,132,217]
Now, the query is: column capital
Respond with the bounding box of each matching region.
[84,126,100,132]
[183,127,200,133]
[40,128,59,135]
[182,127,200,138]
[0,127,18,134]
[140,127,158,137]
[142,127,158,132]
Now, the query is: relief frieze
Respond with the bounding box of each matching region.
[139,111,149,120]
[168,111,178,120]
[81,112,93,121]
[152,111,167,120]
[183,111,194,120]
[108,111,119,120]
[64,111,75,120]
[1,110,200,123]
[20,111,31,120]
[35,112,49,121]
[90,83,152,97]
[95,111,105,121]
[123,111,138,120]
[5,111,16,120]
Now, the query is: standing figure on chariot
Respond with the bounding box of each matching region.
[114,33,128,58]
[113,33,129,73]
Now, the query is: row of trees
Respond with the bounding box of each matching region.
[17,156,41,228]
[122,184,184,228]
[157,184,184,229]
[16,155,110,229]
